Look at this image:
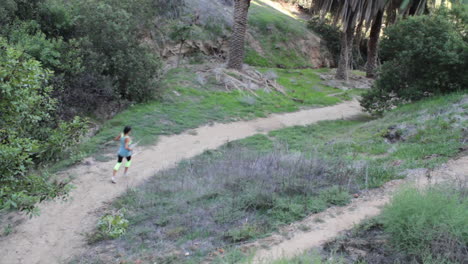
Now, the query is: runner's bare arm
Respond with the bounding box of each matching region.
[125,137,132,151]
[113,134,121,141]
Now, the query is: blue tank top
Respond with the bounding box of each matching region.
[118,133,132,157]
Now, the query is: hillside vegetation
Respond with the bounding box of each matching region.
[1,1,467,264]
[0,0,336,212]
[76,93,467,263]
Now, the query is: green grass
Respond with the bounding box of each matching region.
[65,67,343,164]
[77,93,467,263]
[249,1,306,37]
[232,92,467,187]
[245,1,316,68]
[382,185,468,259]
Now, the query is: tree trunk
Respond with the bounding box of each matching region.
[227,0,251,70]
[336,32,349,80]
[176,40,185,67]
[366,10,383,78]
[351,20,364,70]
[336,12,356,81]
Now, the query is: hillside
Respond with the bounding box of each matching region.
[160,0,332,69]
[73,93,467,263]
[1,1,466,264]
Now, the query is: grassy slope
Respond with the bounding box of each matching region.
[240,93,467,186]
[245,1,315,68]
[64,67,344,165]
[79,93,467,263]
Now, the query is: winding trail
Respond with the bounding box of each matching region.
[251,156,468,263]
[0,100,363,264]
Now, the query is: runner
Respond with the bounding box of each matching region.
[112,126,133,183]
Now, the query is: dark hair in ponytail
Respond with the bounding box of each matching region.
[123,126,132,134]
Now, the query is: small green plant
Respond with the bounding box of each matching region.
[2,224,13,236]
[97,209,129,239]
[225,223,260,243]
[319,186,351,206]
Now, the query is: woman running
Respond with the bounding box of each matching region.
[112,126,133,183]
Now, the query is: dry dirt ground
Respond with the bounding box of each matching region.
[249,155,468,263]
[0,101,363,264]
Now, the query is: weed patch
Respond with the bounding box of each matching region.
[81,148,364,263]
[324,184,468,264]
[382,185,468,262]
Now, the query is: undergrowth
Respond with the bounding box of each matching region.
[76,93,466,263]
[78,148,362,263]
[382,185,468,262]
[236,93,468,186]
[323,184,468,264]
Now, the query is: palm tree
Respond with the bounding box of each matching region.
[366,9,384,78]
[314,0,388,80]
[227,0,252,70]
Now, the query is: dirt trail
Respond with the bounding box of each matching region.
[251,156,468,263]
[0,100,363,264]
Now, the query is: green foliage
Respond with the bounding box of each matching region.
[169,21,194,43]
[0,40,86,212]
[1,0,163,117]
[37,0,76,39]
[307,16,341,63]
[5,21,64,70]
[70,0,162,103]
[381,186,468,261]
[361,9,468,114]
[96,210,129,240]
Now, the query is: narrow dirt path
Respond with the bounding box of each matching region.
[0,100,363,264]
[250,156,468,263]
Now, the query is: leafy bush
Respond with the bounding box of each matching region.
[71,1,162,102]
[0,40,86,212]
[381,186,468,262]
[307,17,341,63]
[361,9,467,114]
[1,0,163,117]
[96,210,129,240]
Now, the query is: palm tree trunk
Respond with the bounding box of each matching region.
[336,12,356,81]
[366,10,383,78]
[227,0,251,70]
[351,20,364,70]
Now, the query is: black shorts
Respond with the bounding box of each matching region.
[117,155,132,163]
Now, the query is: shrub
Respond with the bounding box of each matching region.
[361,9,467,114]
[1,0,163,117]
[0,40,86,213]
[307,16,341,63]
[381,185,468,262]
[64,0,162,104]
